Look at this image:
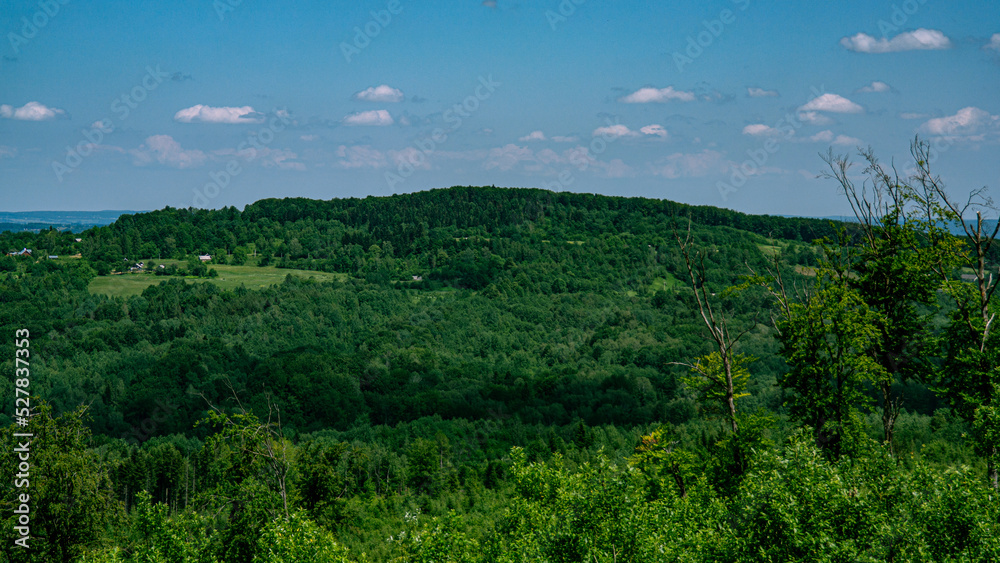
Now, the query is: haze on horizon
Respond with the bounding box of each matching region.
[0,0,997,217]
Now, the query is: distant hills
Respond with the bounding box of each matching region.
[1,204,994,237]
[786,214,997,237]
[0,210,143,233]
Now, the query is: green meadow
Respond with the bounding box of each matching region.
[88,263,346,298]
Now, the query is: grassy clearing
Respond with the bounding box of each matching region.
[650,273,683,292]
[623,274,686,298]
[757,243,783,257]
[88,264,347,298]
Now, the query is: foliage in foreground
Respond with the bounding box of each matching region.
[63,426,999,563]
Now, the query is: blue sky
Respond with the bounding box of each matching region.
[0,0,997,216]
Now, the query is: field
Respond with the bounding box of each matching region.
[650,273,683,292]
[88,263,347,297]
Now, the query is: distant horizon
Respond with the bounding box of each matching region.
[1,184,997,221]
[0,185,880,217]
[2,184,995,227]
[0,209,149,215]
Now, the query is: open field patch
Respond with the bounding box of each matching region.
[89,264,347,297]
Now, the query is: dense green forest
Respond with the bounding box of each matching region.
[1,141,999,562]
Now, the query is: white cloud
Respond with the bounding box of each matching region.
[551,135,579,143]
[300,134,319,141]
[920,107,999,138]
[433,143,635,178]
[254,148,305,170]
[436,149,489,162]
[431,143,637,178]
[561,146,592,166]
[0,145,16,158]
[857,80,891,93]
[332,145,387,169]
[129,134,306,170]
[592,122,673,140]
[0,101,65,121]
[553,146,635,177]
[797,111,835,126]
[618,86,695,103]
[747,87,779,97]
[342,109,394,126]
[840,28,951,53]
[899,112,930,120]
[742,124,782,137]
[799,93,864,114]
[592,124,638,139]
[640,124,668,138]
[649,150,727,179]
[484,144,535,171]
[986,34,1000,51]
[595,159,635,178]
[833,134,863,146]
[130,135,207,168]
[78,143,129,159]
[389,147,433,170]
[534,148,562,165]
[211,145,305,169]
[174,104,263,124]
[808,130,834,142]
[353,85,405,103]
[805,130,862,145]
[519,130,546,142]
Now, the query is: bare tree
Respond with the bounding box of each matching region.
[195,384,292,519]
[909,138,1000,488]
[818,146,939,458]
[673,220,757,434]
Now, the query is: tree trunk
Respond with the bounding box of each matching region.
[670,461,687,499]
[280,474,289,519]
[725,360,739,434]
[881,380,900,458]
[990,451,999,490]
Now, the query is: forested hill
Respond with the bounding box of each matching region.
[113,186,842,252]
[238,187,842,241]
[2,186,845,275]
